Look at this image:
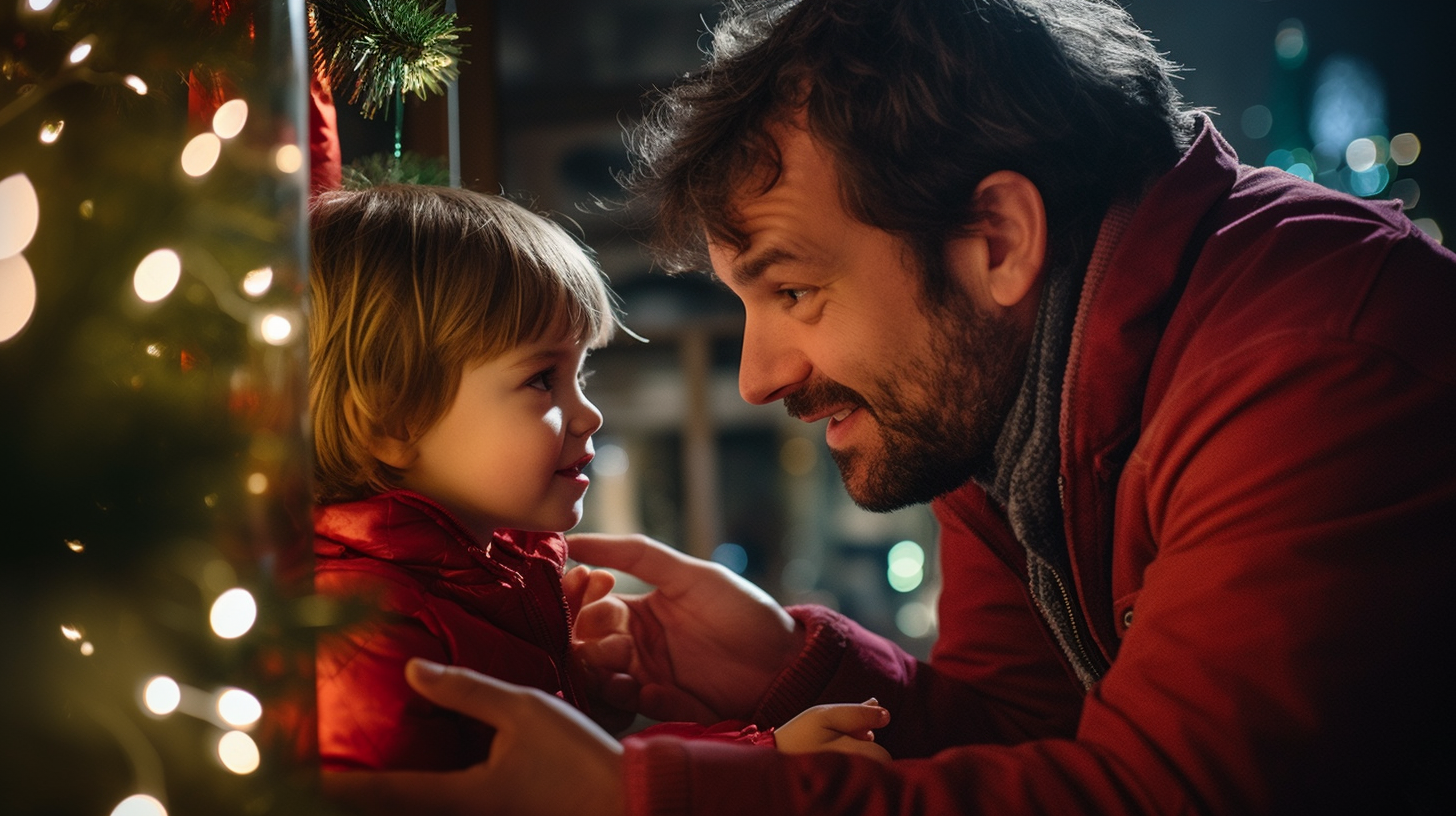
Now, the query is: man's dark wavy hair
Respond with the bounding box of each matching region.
[621,0,1198,296]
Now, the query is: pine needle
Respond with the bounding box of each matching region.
[309,0,467,118]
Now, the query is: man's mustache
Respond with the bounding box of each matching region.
[783,378,871,421]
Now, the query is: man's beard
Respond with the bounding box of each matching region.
[783,294,1027,512]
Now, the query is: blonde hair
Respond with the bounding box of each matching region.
[308,184,617,504]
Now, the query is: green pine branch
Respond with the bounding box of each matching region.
[309,0,467,118]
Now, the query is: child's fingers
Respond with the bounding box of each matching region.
[803,702,891,735]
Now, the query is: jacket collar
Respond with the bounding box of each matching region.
[313,490,568,587]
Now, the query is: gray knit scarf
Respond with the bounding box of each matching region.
[970,256,1103,689]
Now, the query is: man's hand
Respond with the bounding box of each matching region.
[567,533,806,724]
[321,660,626,816]
[775,700,891,762]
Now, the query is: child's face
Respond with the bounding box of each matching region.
[395,325,603,537]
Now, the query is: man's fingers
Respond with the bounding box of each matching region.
[565,533,698,589]
[406,658,522,725]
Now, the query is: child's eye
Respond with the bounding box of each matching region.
[526,370,555,391]
[780,287,810,304]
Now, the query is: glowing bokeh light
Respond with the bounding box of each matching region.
[711,542,748,575]
[65,539,85,552]
[0,253,38,342]
[247,472,269,495]
[124,75,148,95]
[29,1,60,13]
[218,730,261,774]
[274,144,303,174]
[210,588,257,639]
[0,173,40,257]
[1286,163,1315,182]
[1310,56,1386,150]
[1274,19,1306,67]
[259,312,294,345]
[1412,218,1443,244]
[67,41,92,64]
[181,132,222,177]
[60,625,83,641]
[895,601,936,639]
[80,641,95,656]
[133,249,182,303]
[39,120,64,143]
[241,266,273,297]
[143,676,182,715]
[212,99,249,139]
[110,793,167,816]
[1240,105,1273,140]
[1390,178,1420,210]
[887,540,925,593]
[1390,132,1421,166]
[217,688,263,727]
[1346,164,1389,197]
[778,436,817,476]
[593,443,629,477]
[1345,137,1378,172]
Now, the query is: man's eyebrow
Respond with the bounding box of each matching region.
[728,246,797,286]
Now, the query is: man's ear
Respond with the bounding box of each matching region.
[344,393,417,470]
[945,170,1047,309]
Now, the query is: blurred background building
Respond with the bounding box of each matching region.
[337,0,1451,659]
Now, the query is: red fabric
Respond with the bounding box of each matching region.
[316,490,775,772]
[624,117,1456,814]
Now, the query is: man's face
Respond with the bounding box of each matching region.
[709,122,1031,511]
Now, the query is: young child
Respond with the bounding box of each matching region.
[308,184,888,773]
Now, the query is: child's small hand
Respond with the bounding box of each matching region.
[775,699,891,762]
[563,563,616,619]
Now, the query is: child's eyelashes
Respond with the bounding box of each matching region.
[526,367,594,393]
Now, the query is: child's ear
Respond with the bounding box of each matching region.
[344,392,418,470]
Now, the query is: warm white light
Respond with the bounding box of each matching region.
[210,588,257,639]
[65,539,85,552]
[80,641,95,656]
[29,1,60,13]
[246,472,269,495]
[241,266,273,297]
[67,41,93,64]
[1345,138,1378,173]
[0,173,40,257]
[217,688,262,727]
[39,120,63,143]
[133,249,181,303]
[143,676,181,715]
[895,601,936,639]
[124,75,148,95]
[0,253,38,343]
[110,793,167,816]
[259,312,293,345]
[217,730,261,774]
[181,132,222,177]
[212,99,248,139]
[1413,218,1444,245]
[274,144,303,174]
[1390,132,1421,166]
[60,625,83,641]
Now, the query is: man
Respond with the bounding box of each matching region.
[325,1,1455,813]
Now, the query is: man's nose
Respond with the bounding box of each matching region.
[737,317,809,405]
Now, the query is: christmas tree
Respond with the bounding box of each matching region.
[0,0,461,811]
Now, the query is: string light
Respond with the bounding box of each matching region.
[110,793,167,816]
[181,133,222,177]
[124,75,148,95]
[61,625,83,641]
[259,312,294,345]
[143,676,182,715]
[241,266,273,297]
[65,539,85,552]
[212,99,248,139]
[0,173,40,257]
[39,120,64,144]
[273,144,303,174]
[217,730,261,774]
[133,249,182,303]
[209,588,257,639]
[67,39,94,65]
[0,254,37,343]
[216,688,262,727]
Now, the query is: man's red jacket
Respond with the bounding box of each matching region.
[624,118,1456,814]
